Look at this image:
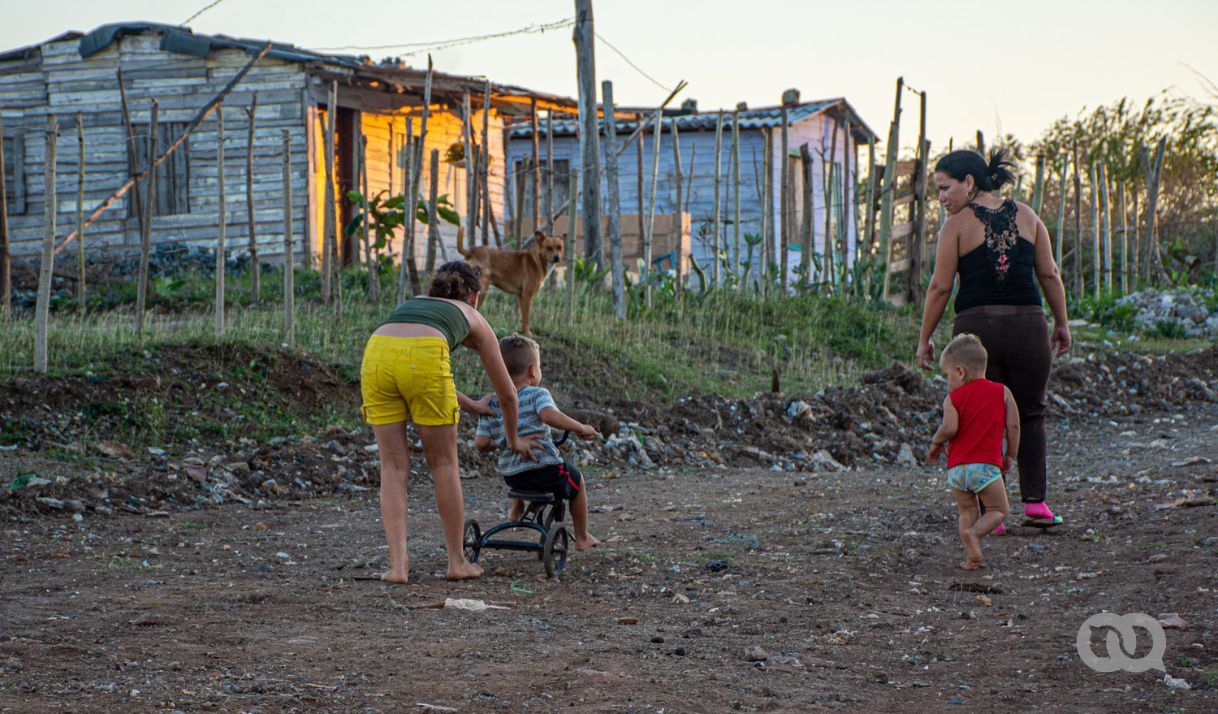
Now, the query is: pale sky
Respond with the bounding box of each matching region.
[3,0,1215,155]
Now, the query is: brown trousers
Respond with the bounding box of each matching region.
[953,305,1052,503]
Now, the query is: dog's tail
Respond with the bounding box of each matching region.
[455,226,467,257]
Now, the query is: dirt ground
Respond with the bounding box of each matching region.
[2,400,1216,712]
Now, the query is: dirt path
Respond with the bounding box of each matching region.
[2,405,1216,712]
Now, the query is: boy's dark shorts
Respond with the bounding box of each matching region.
[505,460,583,500]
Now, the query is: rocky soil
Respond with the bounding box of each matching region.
[1,400,1215,711]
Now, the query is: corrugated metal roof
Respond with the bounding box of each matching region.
[509,98,877,142]
[0,23,580,112]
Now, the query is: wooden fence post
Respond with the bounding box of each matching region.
[397,59,431,300]
[216,106,227,336]
[779,104,791,290]
[530,98,541,235]
[799,143,813,285]
[34,116,58,373]
[281,129,294,347]
[321,81,337,304]
[864,139,877,262]
[75,113,86,316]
[1117,180,1129,294]
[602,80,625,318]
[910,138,930,305]
[1071,141,1082,296]
[878,77,903,300]
[116,68,145,254]
[1099,160,1112,294]
[670,120,683,296]
[1142,138,1168,285]
[462,90,476,241]
[1030,152,1046,215]
[823,118,839,290]
[573,0,602,266]
[841,118,854,291]
[482,80,492,246]
[712,110,723,287]
[760,130,772,290]
[0,114,9,322]
[634,113,645,266]
[566,167,578,321]
[643,111,662,306]
[426,148,441,272]
[136,101,158,337]
[545,111,555,235]
[731,108,741,282]
[1096,160,1105,297]
[1054,156,1068,270]
[1131,185,1141,284]
[244,92,260,304]
[359,133,378,298]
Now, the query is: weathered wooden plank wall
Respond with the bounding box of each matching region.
[1,33,313,263]
[506,113,862,281]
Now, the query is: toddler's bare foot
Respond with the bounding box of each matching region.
[960,559,983,571]
[575,534,601,552]
[960,530,983,569]
[446,560,484,581]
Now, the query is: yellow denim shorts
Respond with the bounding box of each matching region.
[359,335,459,426]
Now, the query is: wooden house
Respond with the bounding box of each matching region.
[506,97,877,283]
[0,23,579,270]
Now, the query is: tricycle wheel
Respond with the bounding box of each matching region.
[543,525,570,578]
[463,519,482,563]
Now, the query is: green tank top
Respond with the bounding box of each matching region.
[380,298,471,348]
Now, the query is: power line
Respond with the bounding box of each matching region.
[182,0,226,25]
[594,31,671,93]
[312,18,574,55]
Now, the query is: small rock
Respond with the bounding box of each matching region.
[95,441,135,459]
[1157,613,1188,630]
[184,466,208,483]
[705,559,729,573]
[897,443,918,466]
[617,617,638,625]
[743,645,768,662]
[1163,674,1191,690]
[650,636,665,644]
[36,497,64,510]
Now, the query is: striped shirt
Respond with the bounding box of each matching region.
[475,386,563,475]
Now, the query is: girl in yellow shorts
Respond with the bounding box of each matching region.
[361,261,537,583]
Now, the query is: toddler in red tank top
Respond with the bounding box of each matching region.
[927,334,1020,570]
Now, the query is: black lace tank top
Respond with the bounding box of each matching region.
[954,200,1042,313]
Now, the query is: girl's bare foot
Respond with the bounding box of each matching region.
[446,560,484,581]
[575,534,601,552]
[960,530,983,569]
[380,569,409,584]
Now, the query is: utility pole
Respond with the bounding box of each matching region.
[573,0,602,266]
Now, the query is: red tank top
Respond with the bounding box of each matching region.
[947,378,1005,469]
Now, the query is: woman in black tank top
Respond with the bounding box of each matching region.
[917,148,1072,528]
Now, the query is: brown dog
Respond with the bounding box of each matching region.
[457,227,565,335]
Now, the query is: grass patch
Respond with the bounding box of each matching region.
[4,267,924,403]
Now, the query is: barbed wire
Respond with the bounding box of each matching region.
[182,0,227,25]
[311,18,574,55]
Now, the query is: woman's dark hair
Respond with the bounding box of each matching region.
[934,147,1017,193]
[428,261,484,300]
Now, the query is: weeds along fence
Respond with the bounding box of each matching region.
[0,271,915,401]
